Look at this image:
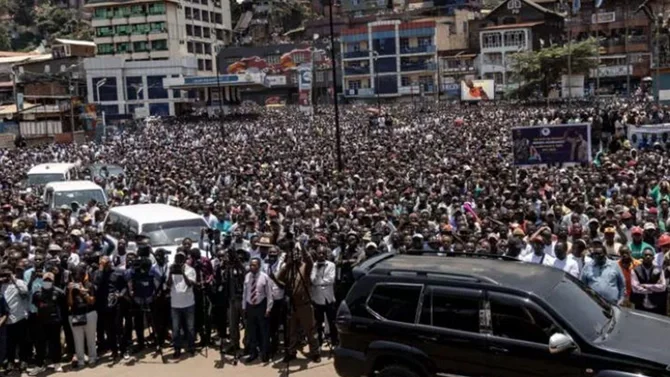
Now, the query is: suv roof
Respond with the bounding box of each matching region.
[357,254,565,297]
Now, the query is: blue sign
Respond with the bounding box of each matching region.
[183,75,253,86]
[512,123,592,166]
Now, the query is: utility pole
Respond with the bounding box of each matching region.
[567,11,572,104]
[328,0,343,172]
[215,43,225,138]
[69,74,75,143]
[625,0,631,97]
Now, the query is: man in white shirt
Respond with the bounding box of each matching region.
[310,246,338,346]
[550,241,580,278]
[521,236,556,266]
[262,247,285,357]
[166,251,197,358]
[242,258,273,363]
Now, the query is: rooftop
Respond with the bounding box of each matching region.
[481,21,544,30]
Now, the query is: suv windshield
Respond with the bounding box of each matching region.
[53,189,106,208]
[28,174,65,185]
[545,274,612,340]
[141,219,206,246]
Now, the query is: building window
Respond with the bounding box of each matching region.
[96,27,114,37]
[186,25,193,36]
[148,3,165,14]
[462,21,468,35]
[482,32,502,48]
[150,22,166,33]
[133,41,149,52]
[203,27,210,38]
[215,13,222,24]
[204,43,211,54]
[401,76,412,86]
[151,40,168,51]
[504,30,526,48]
[116,42,131,53]
[185,7,192,19]
[130,5,144,16]
[215,28,224,40]
[197,59,205,70]
[147,76,168,98]
[201,0,208,5]
[125,76,143,100]
[193,9,200,20]
[114,6,130,18]
[132,23,151,34]
[202,11,209,22]
[195,43,203,54]
[148,103,170,116]
[194,26,202,37]
[347,80,361,90]
[97,44,115,55]
[93,77,117,102]
[205,59,212,71]
[187,42,194,53]
[484,52,503,66]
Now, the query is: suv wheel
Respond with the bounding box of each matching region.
[377,365,420,377]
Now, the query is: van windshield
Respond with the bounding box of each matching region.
[141,219,207,246]
[28,174,65,186]
[53,189,106,208]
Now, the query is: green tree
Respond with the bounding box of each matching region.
[508,38,599,98]
[0,25,11,50]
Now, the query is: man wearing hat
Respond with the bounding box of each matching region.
[603,227,623,257]
[520,235,555,266]
[30,272,64,375]
[628,226,654,260]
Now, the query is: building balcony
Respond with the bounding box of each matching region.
[112,18,128,26]
[344,66,370,75]
[148,32,168,41]
[113,34,131,43]
[400,45,436,55]
[95,36,113,44]
[130,34,148,42]
[128,15,146,24]
[400,62,436,72]
[343,50,370,59]
[344,88,374,97]
[92,18,111,27]
[147,14,167,23]
[150,50,170,59]
[132,51,150,60]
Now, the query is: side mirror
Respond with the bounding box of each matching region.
[549,333,576,354]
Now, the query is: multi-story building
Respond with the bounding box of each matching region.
[84,0,232,116]
[566,0,655,96]
[474,0,564,93]
[341,19,438,99]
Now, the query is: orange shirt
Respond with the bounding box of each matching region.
[618,259,642,297]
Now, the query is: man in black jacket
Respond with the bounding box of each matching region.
[29,273,65,375]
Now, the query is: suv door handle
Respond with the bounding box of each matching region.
[489,346,508,353]
[418,335,438,342]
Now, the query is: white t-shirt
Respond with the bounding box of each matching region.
[169,264,196,309]
[551,257,580,278]
[521,252,556,266]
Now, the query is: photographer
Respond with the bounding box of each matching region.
[166,250,197,358]
[149,249,170,350]
[222,249,245,354]
[127,245,156,352]
[210,249,229,351]
[29,272,64,375]
[0,263,29,371]
[66,265,97,369]
[92,256,128,360]
[277,243,320,363]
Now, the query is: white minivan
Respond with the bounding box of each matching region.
[103,204,209,264]
[27,163,77,186]
[44,181,108,210]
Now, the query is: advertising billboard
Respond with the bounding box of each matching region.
[512,123,592,166]
[460,79,495,101]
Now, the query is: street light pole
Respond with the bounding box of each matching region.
[372,51,380,114]
[215,43,225,138]
[328,0,343,172]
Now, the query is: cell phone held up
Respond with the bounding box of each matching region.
[170,264,183,275]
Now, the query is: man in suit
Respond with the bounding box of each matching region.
[311,246,338,347]
[242,258,273,363]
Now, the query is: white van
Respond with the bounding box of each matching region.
[44,181,108,210]
[27,163,77,186]
[103,204,209,263]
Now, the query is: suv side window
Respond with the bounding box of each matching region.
[420,287,482,333]
[366,283,422,323]
[489,292,557,344]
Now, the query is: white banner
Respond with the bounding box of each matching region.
[627,124,670,149]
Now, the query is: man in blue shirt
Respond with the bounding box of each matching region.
[580,239,625,304]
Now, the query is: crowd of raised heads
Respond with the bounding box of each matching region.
[0,98,668,373]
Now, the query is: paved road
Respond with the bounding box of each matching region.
[65,349,339,377]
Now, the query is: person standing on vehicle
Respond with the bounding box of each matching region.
[630,248,667,315]
[580,240,626,305]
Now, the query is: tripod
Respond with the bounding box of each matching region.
[138,300,167,364]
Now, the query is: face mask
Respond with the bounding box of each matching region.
[43,281,53,289]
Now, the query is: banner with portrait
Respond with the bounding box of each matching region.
[512,123,592,166]
[460,79,495,101]
[627,124,670,149]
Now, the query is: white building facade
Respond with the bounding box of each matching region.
[85,0,232,116]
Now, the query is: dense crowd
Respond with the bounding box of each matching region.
[0,99,669,374]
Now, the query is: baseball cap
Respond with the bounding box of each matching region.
[644,222,657,231]
[631,226,643,235]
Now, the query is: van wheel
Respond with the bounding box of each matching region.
[377,365,420,377]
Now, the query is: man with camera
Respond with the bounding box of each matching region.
[277,244,320,363]
[167,250,197,358]
[127,244,156,353]
[92,255,128,360]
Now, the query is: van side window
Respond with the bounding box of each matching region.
[366,284,422,324]
[420,287,482,333]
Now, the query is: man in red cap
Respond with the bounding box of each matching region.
[629,226,654,260]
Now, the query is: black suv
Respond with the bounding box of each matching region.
[334,253,670,377]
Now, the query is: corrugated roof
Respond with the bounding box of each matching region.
[481,21,544,30]
[54,38,96,47]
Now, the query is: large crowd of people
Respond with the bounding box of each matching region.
[0,98,668,374]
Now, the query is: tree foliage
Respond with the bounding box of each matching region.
[508,38,599,97]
